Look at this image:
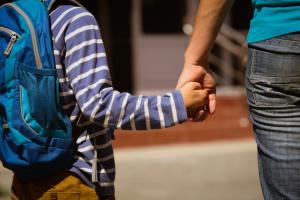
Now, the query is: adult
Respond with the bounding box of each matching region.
[177,0,300,199]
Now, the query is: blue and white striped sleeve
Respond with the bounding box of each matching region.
[64,8,187,130]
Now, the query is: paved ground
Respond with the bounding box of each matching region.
[0,139,263,200]
[0,165,12,200]
[114,139,262,200]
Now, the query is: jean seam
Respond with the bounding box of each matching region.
[249,47,255,80]
[247,48,258,106]
[270,36,300,44]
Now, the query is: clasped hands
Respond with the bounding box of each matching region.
[177,64,216,122]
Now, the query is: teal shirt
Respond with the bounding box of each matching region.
[247,0,300,43]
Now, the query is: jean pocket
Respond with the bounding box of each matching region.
[249,77,300,106]
[246,47,300,106]
[17,61,66,130]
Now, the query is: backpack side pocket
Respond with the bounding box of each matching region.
[17,61,69,134]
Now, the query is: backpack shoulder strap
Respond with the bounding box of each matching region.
[47,0,83,12]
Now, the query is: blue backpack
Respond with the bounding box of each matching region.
[0,0,78,180]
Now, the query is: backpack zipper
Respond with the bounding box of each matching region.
[0,26,20,56]
[5,3,43,68]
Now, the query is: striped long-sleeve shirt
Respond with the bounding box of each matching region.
[49,5,187,195]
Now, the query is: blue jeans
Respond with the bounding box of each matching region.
[246,33,300,200]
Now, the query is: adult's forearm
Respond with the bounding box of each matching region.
[184,0,235,67]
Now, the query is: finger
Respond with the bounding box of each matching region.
[200,89,209,99]
[176,66,206,89]
[193,110,208,122]
[187,82,202,90]
[207,93,216,114]
[195,91,209,107]
[192,109,208,122]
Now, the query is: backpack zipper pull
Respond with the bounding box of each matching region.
[91,128,99,183]
[4,32,18,56]
[92,149,98,183]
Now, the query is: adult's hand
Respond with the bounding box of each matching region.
[176,64,216,121]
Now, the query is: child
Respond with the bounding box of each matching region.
[11,4,208,200]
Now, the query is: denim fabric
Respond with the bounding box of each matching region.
[246,32,300,200]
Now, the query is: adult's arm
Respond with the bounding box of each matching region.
[177,0,235,119]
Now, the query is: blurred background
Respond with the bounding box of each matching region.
[0,0,263,199]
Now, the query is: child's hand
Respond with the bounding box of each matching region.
[179,82,208,118]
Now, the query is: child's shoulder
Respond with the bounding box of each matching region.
[51,4,94,22]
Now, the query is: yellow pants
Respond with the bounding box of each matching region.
[11,171,115,200]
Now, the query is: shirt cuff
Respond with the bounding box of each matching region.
[172,90,188,123]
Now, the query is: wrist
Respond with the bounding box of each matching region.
[182,62,209,76]
[183,54,209,69]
